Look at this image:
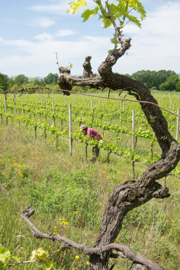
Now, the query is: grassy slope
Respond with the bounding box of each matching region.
[0,91,180,269]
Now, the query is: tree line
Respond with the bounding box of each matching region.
[0,73,59,92]
[125,69,180,91]
[0,69,180,93]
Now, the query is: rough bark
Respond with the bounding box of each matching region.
[83,56,94,78]
[57,36,180,270]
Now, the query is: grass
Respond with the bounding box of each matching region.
[0,93,180,269]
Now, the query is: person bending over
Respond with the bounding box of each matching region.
[80,125,102,162]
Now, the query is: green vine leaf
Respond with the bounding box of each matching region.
[67,0,87,14]
[0,247,10,264]
[30,248,49,261]
[81,6,99,22]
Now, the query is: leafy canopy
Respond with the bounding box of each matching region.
[67,0,146,49]
[67,0,146,31]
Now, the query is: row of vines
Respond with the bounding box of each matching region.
[0,91,180,178]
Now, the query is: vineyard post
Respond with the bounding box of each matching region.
[35,125,37,138]
[123,100,125,111]
[4,94,8,125]
[4,94,7,113]
[52,101,55,126]
[91,100,94,127]
[176,108,180,141]
[13,94,16,105]
[69,104,72,156]
[46,97,48,107]
[169,93,172,107]
[52,101,54,113]
[132,110,135,151]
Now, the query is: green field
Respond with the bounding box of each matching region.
[0,90,180,269]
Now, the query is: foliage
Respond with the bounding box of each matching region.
[44,73,58,85]
[0,73,9,92]
[27,169,100,229]
[130,69,177,90]
[67,0,146,48]
[0,244,20,270]
[159,74,180,91]
[14,74,28,86]
[0,90,180,269]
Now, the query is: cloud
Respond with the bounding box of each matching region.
[34,33,53,41]
[1,1,180,77]
[30,1,68,15]
[115,1,180,74]
[56,29,76,37]
[30,0,96,15]
[0,34,111,76]
[30,17,55,28]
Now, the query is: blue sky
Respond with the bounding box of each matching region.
[0,0,180,78]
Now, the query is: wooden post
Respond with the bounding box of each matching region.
[91,100,94,127]
[69,104,72,156]
[4,95,8,125]
[52,101,55,126]
[176,108,180,141]
[123,101,125,111]
[132,110,135,151]
[169,93,172,107]
[52,101,54,113]
[13,94,16,105]
[4,95,7,113]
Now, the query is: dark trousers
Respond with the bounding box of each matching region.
[92,144,100,160]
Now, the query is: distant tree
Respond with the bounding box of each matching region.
[175,80,180,92]
[0,73,9,91]
[159,74,179,91]
[10,84,20,91]
[156,70,177,89]
[33,78,45,87]
[131,70,177,90]
[14,74,28,86]
[44,73,58,85]
[8,78,15,88]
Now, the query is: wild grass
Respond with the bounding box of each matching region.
[0,91,180,269]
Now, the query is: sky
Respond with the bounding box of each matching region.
[0,0,180,78]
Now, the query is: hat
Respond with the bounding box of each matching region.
[80,125,87,130]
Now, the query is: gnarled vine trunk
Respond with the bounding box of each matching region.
[57,37,180,270]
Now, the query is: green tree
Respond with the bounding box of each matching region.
[8,78,15,88]
[175,80,180,92]
[0,73,9,92]
[14,74,28,86]
[10,84,19,91]
[130,69,177,90]
[159,74,179,91]
[44,73,58,85]
[33,78,45,87]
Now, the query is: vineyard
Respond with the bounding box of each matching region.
[0,90,180,176]
[0,89,180,269]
